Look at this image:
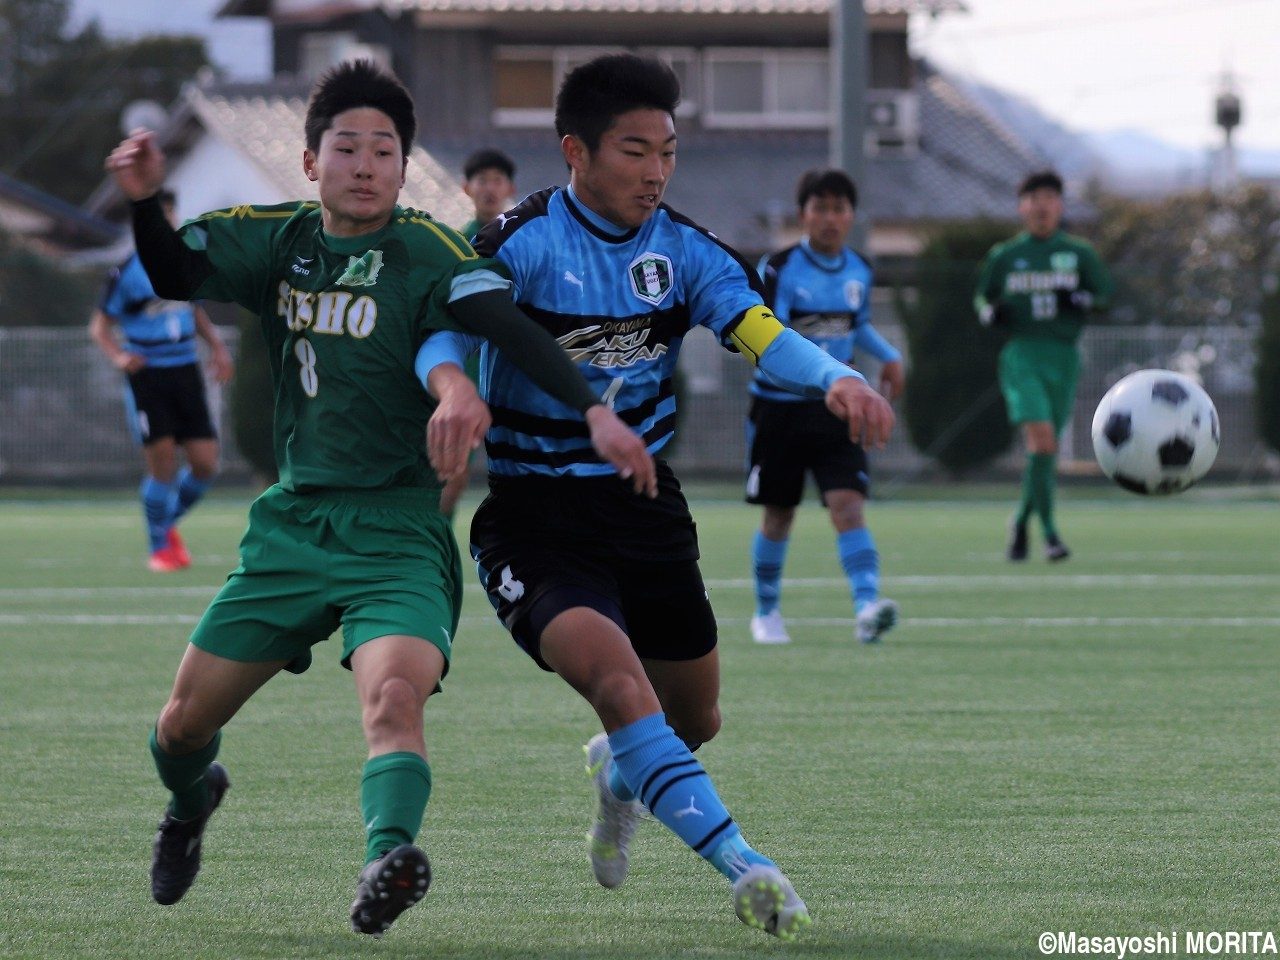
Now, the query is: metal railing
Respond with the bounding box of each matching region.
[0,323,1269,485]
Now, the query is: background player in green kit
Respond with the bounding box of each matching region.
[974,170,1112,562]
[457,147,517,242]
[105,60,654,937]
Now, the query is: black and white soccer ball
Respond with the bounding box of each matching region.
[1091,369,1220,495]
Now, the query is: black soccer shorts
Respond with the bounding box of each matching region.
[745,396,869,507]
[469,462,718,670]
[125,363,217,446]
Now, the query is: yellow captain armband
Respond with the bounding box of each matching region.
[728,304,785,365]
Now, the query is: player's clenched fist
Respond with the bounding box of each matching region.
[824,375,894,449]
[105,129,167,201]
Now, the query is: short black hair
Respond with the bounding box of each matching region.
[156,188,176,207]
[796,168,858,211]
[463,148,516,181]
[1018,170,1064,196]
[304,59,415,158]
[555,54,680,152]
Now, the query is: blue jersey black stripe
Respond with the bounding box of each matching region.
[101,252,200,368]
[473,186,765,478]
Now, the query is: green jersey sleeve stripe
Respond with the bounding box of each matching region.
[198,203,314,222]
[406,216,477,262]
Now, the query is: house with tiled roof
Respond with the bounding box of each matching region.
[85,74,472,233]
[213,0,1060,259]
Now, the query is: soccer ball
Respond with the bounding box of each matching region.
[1091,369,1220,495]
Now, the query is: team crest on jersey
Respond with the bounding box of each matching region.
[336,249,384,287]
[628,252,674,306]
[1050,251,1079,272]
[843,279,865,310]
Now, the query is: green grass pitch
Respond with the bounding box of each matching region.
[1,486,1277,959]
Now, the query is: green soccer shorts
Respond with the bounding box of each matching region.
[189,485,461,677]
[997,338,1081,433]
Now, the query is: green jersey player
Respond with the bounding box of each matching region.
[105,59,653,938]
[975,170,1112,561]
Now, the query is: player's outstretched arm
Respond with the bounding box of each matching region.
[825,376,895,449]
[725,305,894,447]
[425,362,490,481]
[107,132,212,301]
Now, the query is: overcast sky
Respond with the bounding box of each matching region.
[70,0,271,81]
[909,0,1280,151]
[71,0,1280,152]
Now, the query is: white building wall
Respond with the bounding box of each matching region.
[168,136,290,219]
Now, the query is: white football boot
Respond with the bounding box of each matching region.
[733,864,811,941]
[855,597,898,644]
[583,733,641,888]
[749,609,791,645]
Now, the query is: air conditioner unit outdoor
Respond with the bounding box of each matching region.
[864,89,920,155]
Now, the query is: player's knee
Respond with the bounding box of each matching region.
[190,453,221,481]
[589,669,655,721]
[830,505,864,530]
[761,507,795,540]
[669,705,721,747]
[362,676,425,739]
[156,700,218,754]
[191,461,220,481]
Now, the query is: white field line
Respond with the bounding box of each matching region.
[716,616,1280,628]
[5,613,1280,629]
[2,572,1278,605]
[703,574,1280,590]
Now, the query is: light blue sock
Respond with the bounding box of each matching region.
[752,531,789,616]
[140,475,174,553]
[709,831,776,881]
[607,763,636,802]
[838,527,879,614]
[610,728,704,802]
[608,712,766,881]
[171,468,211,525]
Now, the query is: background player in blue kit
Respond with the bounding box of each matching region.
[89,188,234,572]
[747,169,904,645]
[418,54,894,941]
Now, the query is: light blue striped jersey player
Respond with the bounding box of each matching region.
[753,239,900,403]
[417,185,863,478]
[100,253,200,367]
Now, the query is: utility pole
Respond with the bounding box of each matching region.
[831,0,868,247]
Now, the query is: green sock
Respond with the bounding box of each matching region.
[150,727,220,820]
[361,752,432,864]
[1030,452,1058,538]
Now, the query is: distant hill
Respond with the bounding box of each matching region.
[944,68,1280,195]
[944,71,1104,183]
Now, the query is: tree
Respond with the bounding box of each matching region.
[0,0,211,203]
[897,220,1015,475]
[1257,284,1280,455]
[0,223,98,326]
[1090,185,1280,328]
